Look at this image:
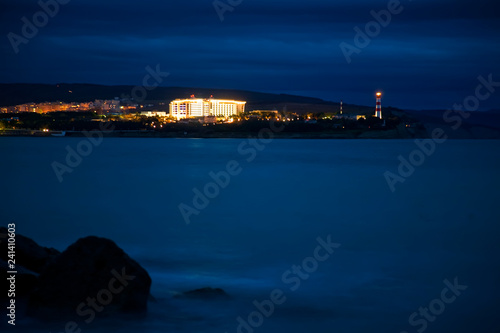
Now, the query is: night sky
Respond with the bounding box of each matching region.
[1,0,500,110]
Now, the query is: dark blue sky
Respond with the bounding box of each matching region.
[1,0,500,109]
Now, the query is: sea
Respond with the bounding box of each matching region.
[1,137,499,333]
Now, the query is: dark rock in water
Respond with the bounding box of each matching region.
[148,293,158,303]
[0,227,60,273]
[0,226,55,307]
[1,259,38,299]
[176,287,230,300]
[27,236,152,321]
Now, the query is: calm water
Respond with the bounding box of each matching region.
[1,137,499,332]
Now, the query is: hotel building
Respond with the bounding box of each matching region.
[169,98,246,119]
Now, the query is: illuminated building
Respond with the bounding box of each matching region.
[169,97,246,119]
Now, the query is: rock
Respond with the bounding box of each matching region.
[1,259,37,321]
[175,287,230,300]
[148,293,158,303]
[27,236,152,321]
[0,226,54,307]
[1,259,38,300]
[0,227,60,273]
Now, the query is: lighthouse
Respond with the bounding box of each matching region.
[375,92,382,119]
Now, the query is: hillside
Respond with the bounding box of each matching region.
[0,83,378,115]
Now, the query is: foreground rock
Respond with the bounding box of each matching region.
[1,259,38,300]
[28,236,152,321]
[1,227,56,303]
[175,287,230,300]
[0,227,60,273]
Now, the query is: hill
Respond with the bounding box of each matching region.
[0,83,379,115]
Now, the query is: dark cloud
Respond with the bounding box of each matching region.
[1,0,499,109]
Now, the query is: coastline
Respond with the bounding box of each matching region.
[0,128,428,139]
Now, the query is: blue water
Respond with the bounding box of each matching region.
[1,137,499,332]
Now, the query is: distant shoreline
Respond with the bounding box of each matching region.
[0,128,428,139]
[2,128,500,140]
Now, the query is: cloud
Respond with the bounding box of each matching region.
[1,0,499,109]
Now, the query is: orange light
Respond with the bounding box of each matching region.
[376,92,382,97]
